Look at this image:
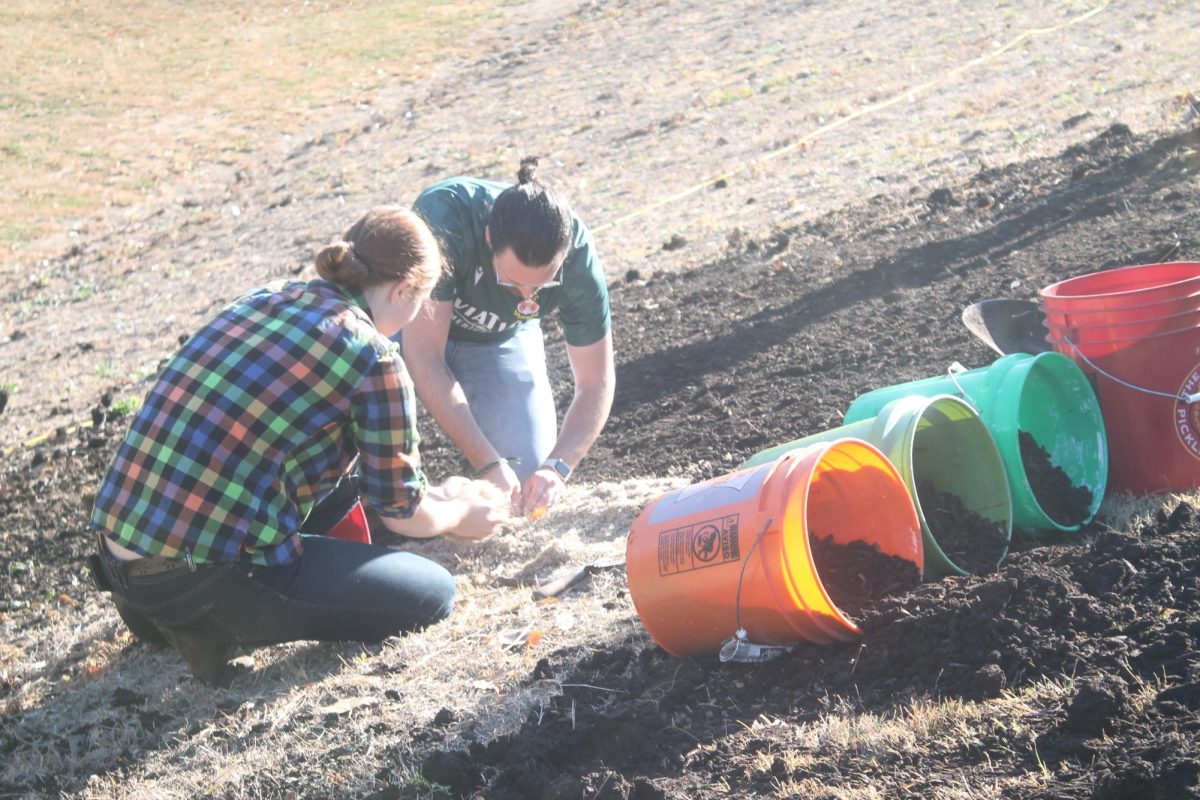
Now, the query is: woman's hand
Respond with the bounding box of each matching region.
[521,467,567,520]
[479,460,522,513]
[441,478,509,541]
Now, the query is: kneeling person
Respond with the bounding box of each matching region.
[405,157,615,518]
[89,207,507,684]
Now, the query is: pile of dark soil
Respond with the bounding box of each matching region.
[917,478,1010,574]
[0,418,124,614]
[807,535,921,619]
[418,502,1200,799]
[1019,431,1095,527]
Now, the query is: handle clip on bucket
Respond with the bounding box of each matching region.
[718,518,796,663]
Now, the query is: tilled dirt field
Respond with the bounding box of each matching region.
[2,1,1200,797]
[2,123,1199,798]
[409,123,1200,800]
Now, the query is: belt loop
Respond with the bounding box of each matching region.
[96,533,129,592]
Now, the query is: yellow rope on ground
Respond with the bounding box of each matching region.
[591,2,1110,235]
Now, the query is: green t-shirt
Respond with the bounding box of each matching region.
[412,177,611,347]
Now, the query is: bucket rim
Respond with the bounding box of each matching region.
[1043,303,1200,333]
[1047,314,1200,346]
[1041,261,1200,305]
[994,352,1107,533]
[898,394,1014,576]
[1041,292,1200,322]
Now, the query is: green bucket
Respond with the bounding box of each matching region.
[842,353,1107,537]
[741,394,1012,579]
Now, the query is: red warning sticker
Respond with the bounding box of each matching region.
[657,514,741,576]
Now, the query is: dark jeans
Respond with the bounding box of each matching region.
[95,483,455,645]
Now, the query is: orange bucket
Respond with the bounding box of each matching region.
[626,439,923,657]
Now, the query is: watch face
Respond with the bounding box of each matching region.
[550,459,570,479]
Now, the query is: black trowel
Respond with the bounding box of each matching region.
[961,298,1051,356]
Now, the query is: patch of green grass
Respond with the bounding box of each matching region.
[393,771,453,800]
[1,220,35,244]
[109,396,142,415]
[94,361,118,378]
[705,85,755,108]
[70,283,96,302]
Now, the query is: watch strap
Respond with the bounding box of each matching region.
[542,457,571,481]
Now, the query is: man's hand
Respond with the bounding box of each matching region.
[521,467,566,520]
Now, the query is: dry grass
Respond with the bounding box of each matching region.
[0,0,500,255]
[0,475,687,798]
[746,679,1078,800]
[1096,487,1200,533]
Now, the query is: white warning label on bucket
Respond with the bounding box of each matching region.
[658,514,741,576]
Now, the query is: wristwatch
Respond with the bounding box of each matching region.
[542,457,572,482]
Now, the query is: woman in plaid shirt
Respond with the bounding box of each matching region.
[89,206,507,684]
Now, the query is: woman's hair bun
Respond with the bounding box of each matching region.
[314,240,370,286]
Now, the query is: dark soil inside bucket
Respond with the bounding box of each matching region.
[1019,431,1094,528]
[807,534,921,619]
[917,479,1010,574]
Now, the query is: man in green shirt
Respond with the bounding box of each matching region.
[405,158,615,518]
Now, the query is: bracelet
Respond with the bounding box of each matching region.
[472,456,521,478]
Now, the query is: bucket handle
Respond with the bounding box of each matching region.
[719,516,795,663]
[947,362,979,410]
[1062,336,1200,404]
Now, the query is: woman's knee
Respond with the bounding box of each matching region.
[381,553,456,626]
[424,561,457,623]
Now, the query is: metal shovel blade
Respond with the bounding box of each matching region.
[961,298,1051,356]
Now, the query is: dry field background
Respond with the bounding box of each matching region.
[0,0,501,252]
[2,0,1199,450]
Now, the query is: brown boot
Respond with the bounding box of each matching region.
[158,628,231,685]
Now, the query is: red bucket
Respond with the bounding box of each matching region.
[324,499,373,544]
[1041,263,1200,495]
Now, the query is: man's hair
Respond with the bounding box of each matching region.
[487,156,573,267]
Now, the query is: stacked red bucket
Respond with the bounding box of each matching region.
[1041,261,1200,494]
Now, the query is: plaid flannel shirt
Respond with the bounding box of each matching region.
[91,280,427,566]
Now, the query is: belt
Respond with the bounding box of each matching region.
[121,555,194,577]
